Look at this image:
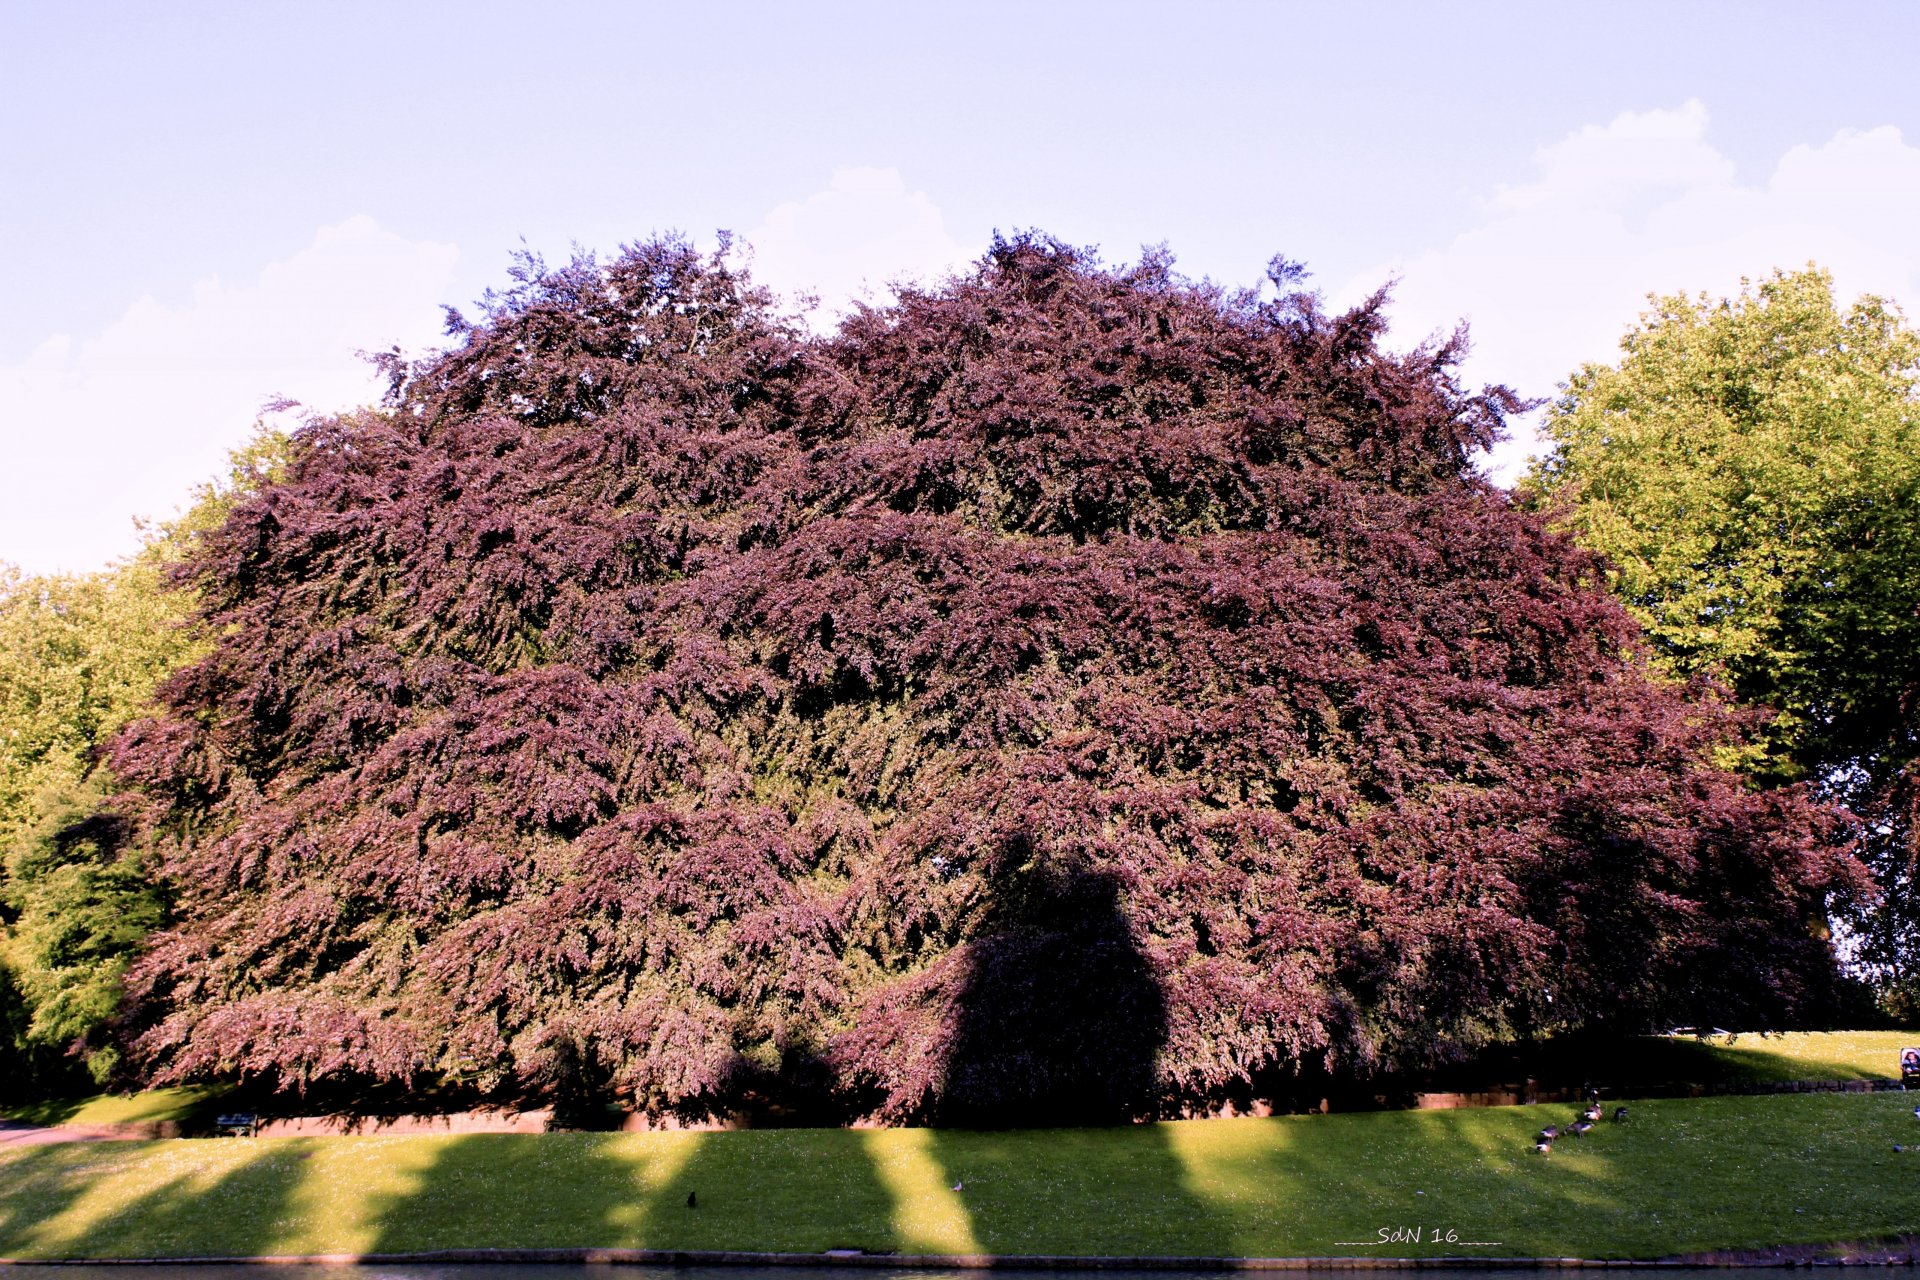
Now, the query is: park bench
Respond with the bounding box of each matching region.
[215,1113,259,1137]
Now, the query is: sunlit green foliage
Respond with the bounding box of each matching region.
[0,565,185,1091]
[0,565,186,850]
[1527,267,1920,1010]
[4,778,162,1080]
[0,428,290,1091]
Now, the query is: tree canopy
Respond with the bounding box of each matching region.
[0,430,286,1091]
[1528,267,1920,1010]
[109,237,1863,1122]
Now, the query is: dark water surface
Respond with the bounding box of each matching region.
[16,1269,1821,1280]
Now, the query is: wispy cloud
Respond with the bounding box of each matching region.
[739,167,972,327]
[0,216,459,573]
[1335,102,1920,480]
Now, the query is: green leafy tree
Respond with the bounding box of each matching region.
[0,566,186,844]
[3,778,162,1084]
[1527,266,1920,1011]
[0,426,290,1090]
[0,565,182,1092]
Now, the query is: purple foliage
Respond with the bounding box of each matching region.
[110,234,1867,1121]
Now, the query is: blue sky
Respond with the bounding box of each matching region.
[5,1,1918,572]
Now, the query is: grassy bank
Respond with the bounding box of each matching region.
[1492,1029,1916,1091]
[0,1085,226,1129]
[3,1092,1917,1261]
[9,1029,1908,1134]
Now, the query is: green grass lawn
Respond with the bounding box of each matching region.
[1398,1028,1916,1097]
[0,1085,227,1130]
[1530,1029,1918,1090]
[3,1091,1918,1262]
[8,1031,1905,1133]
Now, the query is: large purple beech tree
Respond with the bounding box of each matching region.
[111,236,1865,1123]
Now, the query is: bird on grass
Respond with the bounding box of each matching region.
[951,1177,965,1192]
[687,1191,697,1209]
[1570,1120,1594,1137]
[1613,1106,1629,1123]
[1580,1104,1603,1124]
[1533,1139,1553,1155]
[1538,1125,1562,1142]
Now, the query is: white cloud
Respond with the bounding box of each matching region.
[738,167,972,327]
[0,216,458,574]
[1335,103,1920,481]
[1489,100,1734,216]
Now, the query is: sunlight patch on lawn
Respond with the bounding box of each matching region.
[604,1130,704,1236]
[21,1139,265,1256]
[864,1127,981,1254]
[271,1137,440,1254]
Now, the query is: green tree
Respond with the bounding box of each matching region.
[1527,266,1920,1011]
[0,426,290,1090]
[0,565,188,846]
[3,777,162,1084]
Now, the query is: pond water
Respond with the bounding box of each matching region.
[22,1269,1822,1280]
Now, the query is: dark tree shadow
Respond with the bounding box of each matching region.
[359,1125,905,1256]
[933,862,1165,1127]
[360,1131,661,1253]
[0,1138,311,1259]
[916,857,1235,1255]
[0,1146,112,1255]
[630,1124,903,1254]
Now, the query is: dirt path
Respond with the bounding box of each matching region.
[0,1119,131,1147]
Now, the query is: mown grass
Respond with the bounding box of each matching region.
[1399,1028,1915,1098]
[0,1085,227,1129]
[1633,1029,1914,1085]
[8,1030,1904,1133]
[3,1092,1918,1261]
